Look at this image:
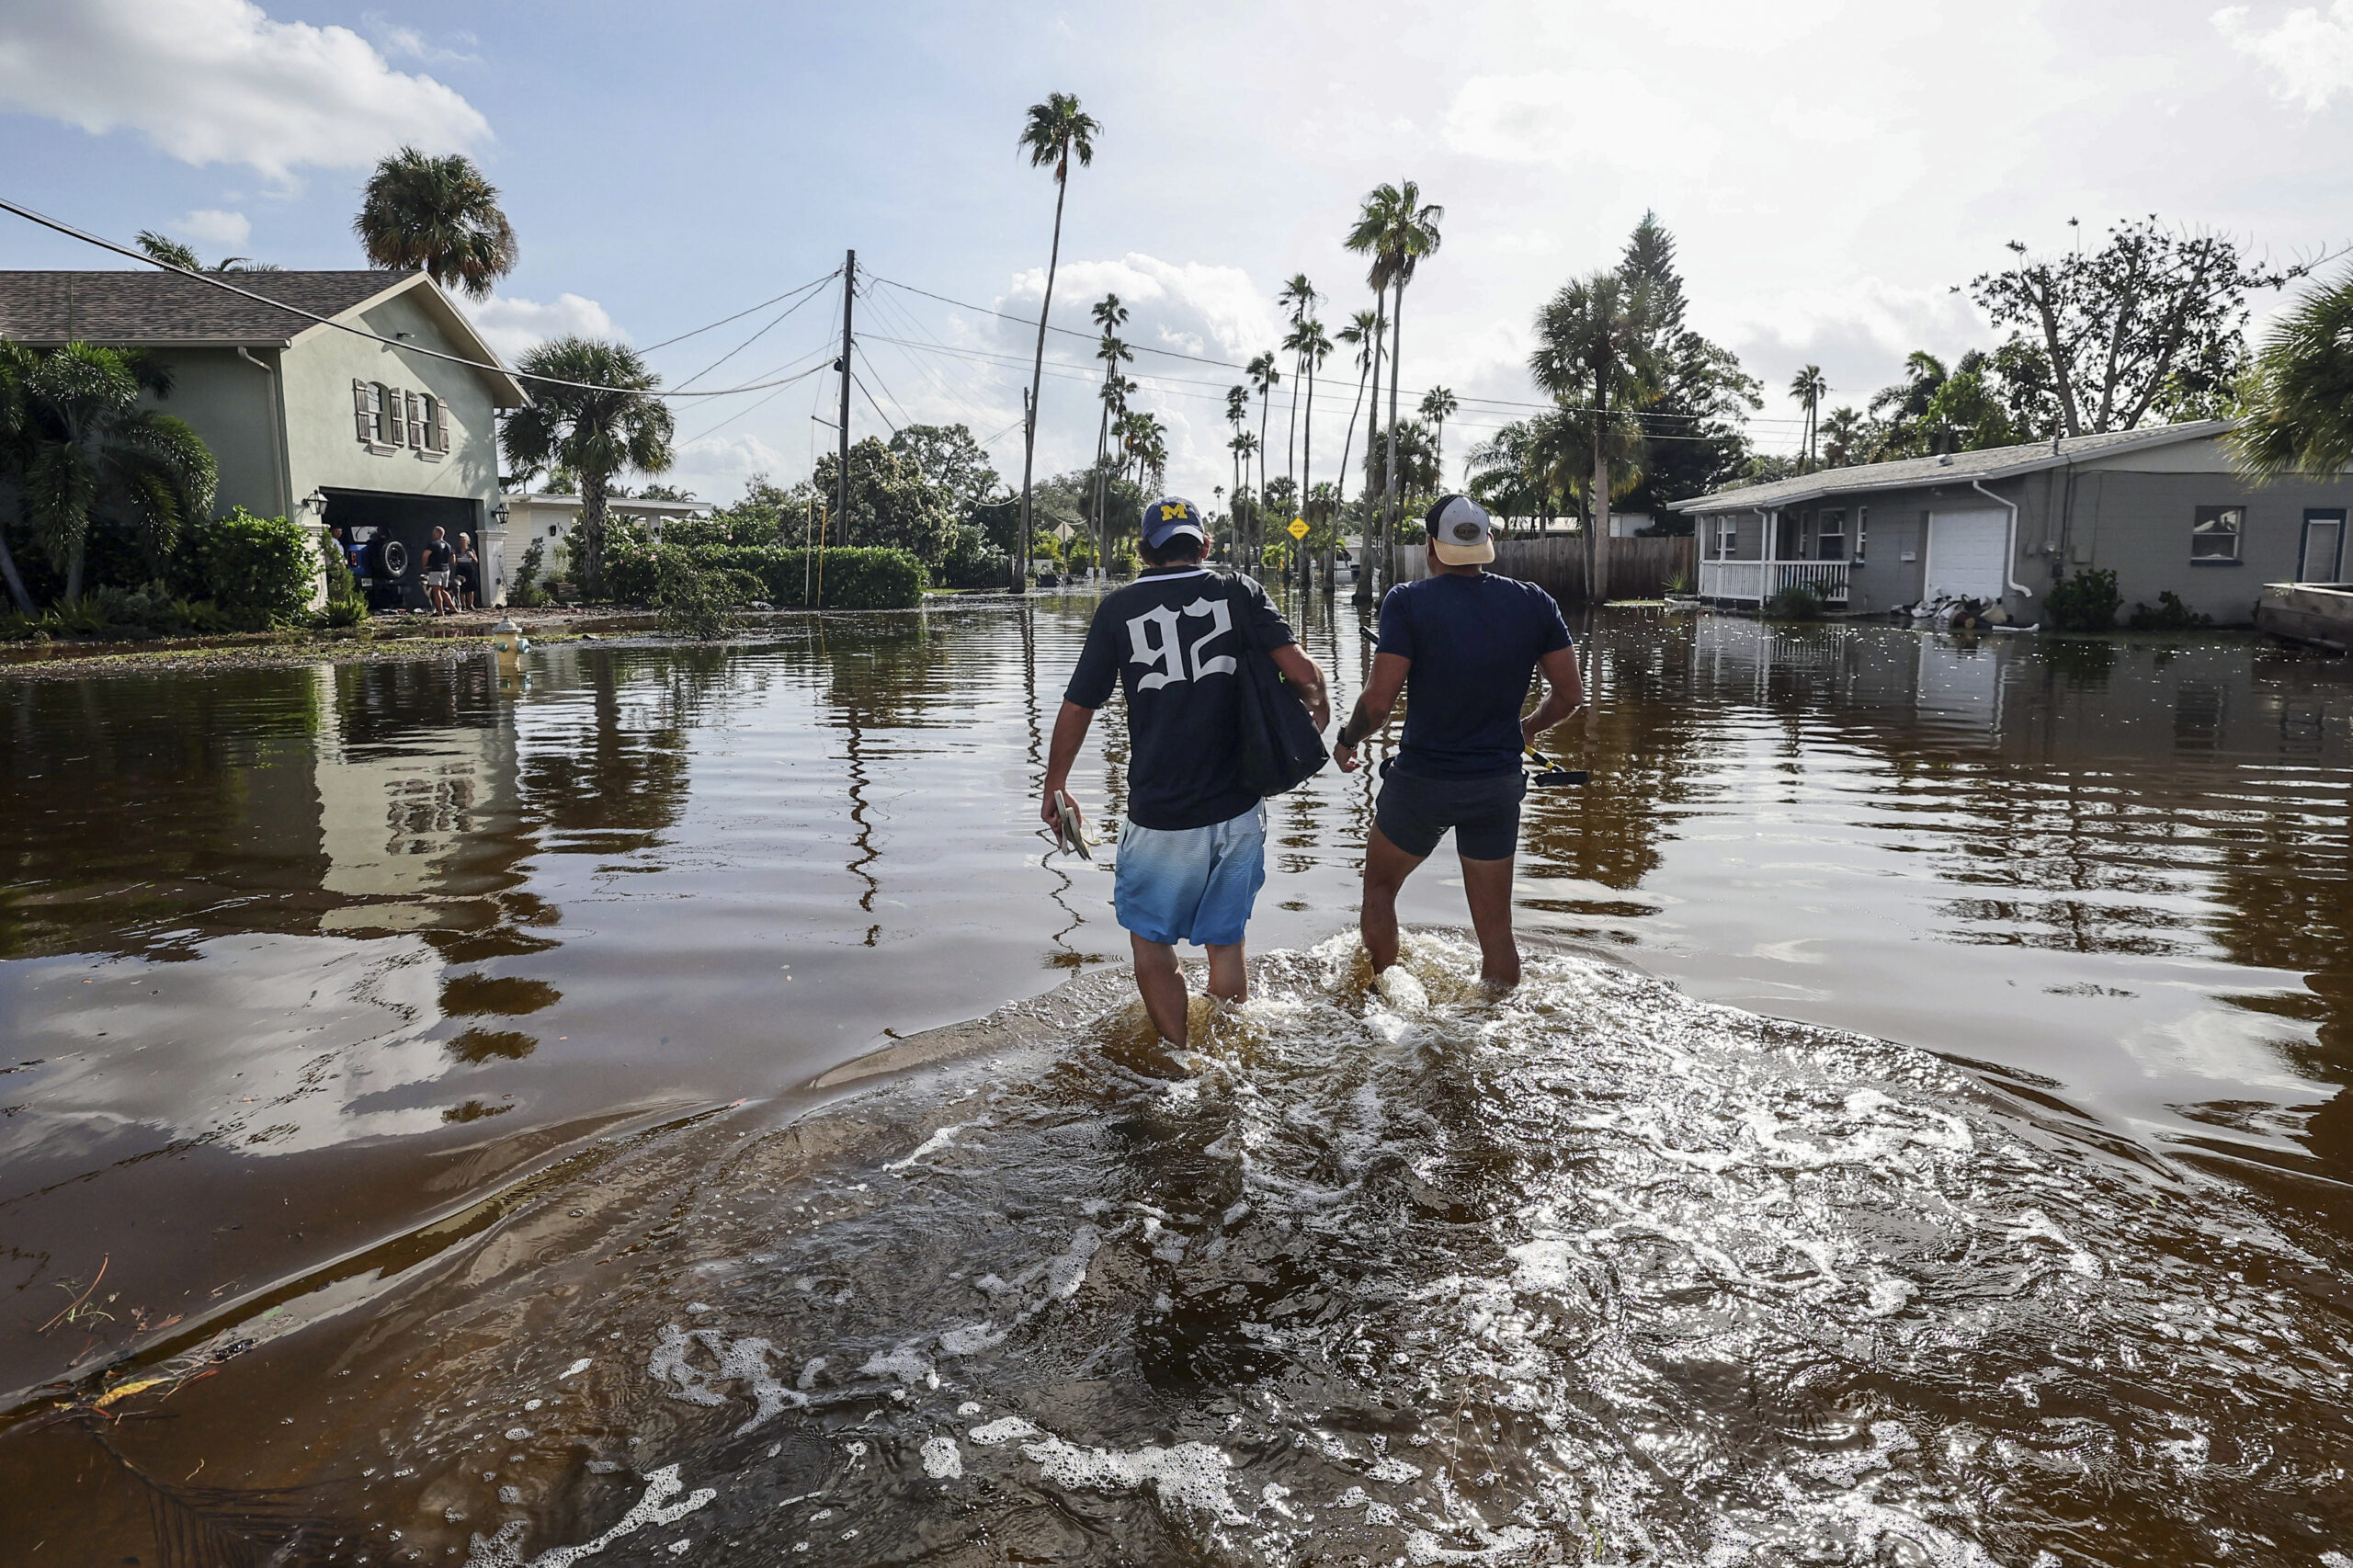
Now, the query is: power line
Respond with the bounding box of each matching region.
[670,279,840,392]
[0,196,831,400]
[639,269,840,354]
[852,373,899,436]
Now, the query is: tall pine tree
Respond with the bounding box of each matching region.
[1615,212,1758,530]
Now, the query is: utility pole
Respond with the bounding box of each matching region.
[835,250,855,545]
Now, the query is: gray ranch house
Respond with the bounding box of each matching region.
[1673,420,2353,626]
[0,268,529,608]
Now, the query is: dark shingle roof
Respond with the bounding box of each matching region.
[0,269,411,347]
[1672,420,2236,513]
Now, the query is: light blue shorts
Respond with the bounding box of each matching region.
[1112,803,1267,948]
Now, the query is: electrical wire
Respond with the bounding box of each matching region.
[852,373,899,436]
[638,269,840,354]
[0,196,831,400]
[669,281,839,392]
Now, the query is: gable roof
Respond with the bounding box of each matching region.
[1671,420,2235,514]
[0,268,528,405]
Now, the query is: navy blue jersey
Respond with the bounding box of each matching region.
[1065,570,1295,830]
[1376,573,1573,778]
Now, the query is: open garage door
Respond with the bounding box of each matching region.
[1926,509,2008,603]
[323,490,478,612]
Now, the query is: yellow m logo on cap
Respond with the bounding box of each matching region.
[1159,504,1185,521]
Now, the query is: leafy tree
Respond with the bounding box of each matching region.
[1245,350,1280,557]
[1088,295,1131,563]
[1530,270,1663,597]
[1969,217,2320,437]
[1014,92,1100,589]
[1277,274,1319,505]
[0,341,215,608]
[355,147,518,299]
[1362,418,1439,504]
[813,437,959,560]
[1615,212,1760,523]
[1789,364,1826,469]
[886,424,1001,517]
[1819,406,1868,467]
[2230,263,2353,482]
[1345,180,1443,593]
[1418,385,1458,491]
[498,336,674,597]
[1334,310,1381,506]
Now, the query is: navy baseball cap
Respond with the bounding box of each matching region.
[1141,495,1207,550]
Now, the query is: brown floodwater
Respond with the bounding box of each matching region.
[3,598,2352,1564]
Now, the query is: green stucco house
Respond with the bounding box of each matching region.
[0,267,530,608]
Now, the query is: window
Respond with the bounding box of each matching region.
[1817,508,1847,562]
[376,383,404,448]
[1714,515,1737,557]
[1855,506,1869,563]
[420,394,448,456]
[2192,505,2243,562]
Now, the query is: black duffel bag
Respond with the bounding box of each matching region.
[1222,574,1328,797]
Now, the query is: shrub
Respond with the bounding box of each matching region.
[1764,582,1824,620]
[509,539,551,608]
[183,508,316,624]
[2045,568,2120,632]
[2128,590,2212,631]
[655,553,747,641]
[1109,538,1139,577]
[0,584,233,642]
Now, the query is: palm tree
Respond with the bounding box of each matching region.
[1277,274,1318,507]
[1344,180,1443,597]
[136,231,279,273]
[1529,270,1662,601]
[1789,363,1828,470]
[1289,318,1333,588]
[1225,385,1249,549]
[1819,406,1867,468]
[1246,351,1281,562]
[1089,294,1131,568]
[1233,431,1260,547]
[1333,309,1380,508]
[1418,386,1459,491]
[2230,264,2353,483]
[1013,92,1101,592]
[354,147,518,299]
[497,337,674,599]
[0,342,216,609]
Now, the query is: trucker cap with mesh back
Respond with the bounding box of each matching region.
[1427,494,1496,565]
[1141,495,1207,549]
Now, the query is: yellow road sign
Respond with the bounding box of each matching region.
[1287,517,1311,540]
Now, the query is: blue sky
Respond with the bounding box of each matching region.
[3,0,2349,503]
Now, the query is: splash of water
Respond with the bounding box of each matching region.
[449,935,2353,1565]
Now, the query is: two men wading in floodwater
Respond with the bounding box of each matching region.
[1044,497,1329,1047]
[1335,495,1585,988]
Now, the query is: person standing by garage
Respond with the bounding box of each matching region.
[422,526,456,615]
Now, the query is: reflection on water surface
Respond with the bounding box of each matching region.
[4,600,2353,1562]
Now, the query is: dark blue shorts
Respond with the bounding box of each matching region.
[1374,764,1528,861]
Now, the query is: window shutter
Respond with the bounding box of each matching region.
[406,392,426,449]
[379,385,403,448]
[353,379,373,444]
[431,398,449,453]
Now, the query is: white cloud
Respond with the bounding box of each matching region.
[999,253,1289,368]
[669,432,792,503]
[460,293,620,362]
[1443,70,1722,176]
[0,0,490,181]
[2213,2,2353,109]
[363,14,482,67]
[173,208,251,250]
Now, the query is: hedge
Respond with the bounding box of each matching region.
[606,543,926,610]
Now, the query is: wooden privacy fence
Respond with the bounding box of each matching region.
[1391,534,1696,603]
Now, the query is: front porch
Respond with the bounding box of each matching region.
[1698,559,1851,607]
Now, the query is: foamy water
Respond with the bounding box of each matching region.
[448,935,2353,1565]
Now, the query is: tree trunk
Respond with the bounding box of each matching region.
[64,531,85,605]
[1017,168,1071,592]
[0,528,29,613]
[1092,394,1111,578]
[1355,294,1387,604]
[1256,392,1272,570]
[1301,354,1315,594]
[1381,280,1404,597]
[581,471,608,599]
[1591,434,1611,604]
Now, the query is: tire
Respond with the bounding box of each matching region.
[375,538,410,578]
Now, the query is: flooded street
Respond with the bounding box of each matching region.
[5,597,2353,1563]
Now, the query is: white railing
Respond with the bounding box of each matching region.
[1699,559,1851,605]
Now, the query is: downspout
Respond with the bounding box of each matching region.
[1970,478,2034,599]
[237,347,292,521]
